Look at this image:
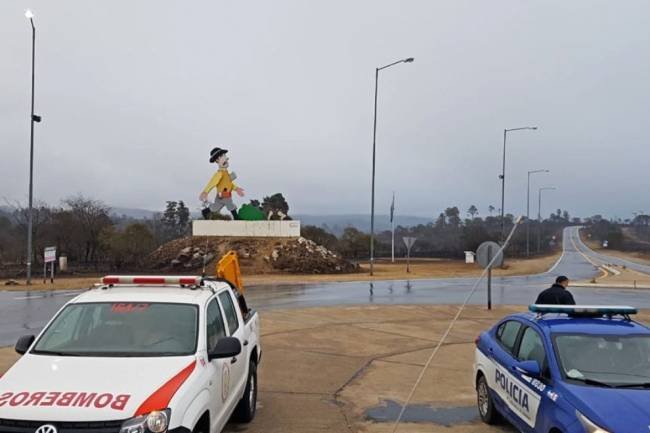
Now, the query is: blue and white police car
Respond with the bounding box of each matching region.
[474,305,650,433]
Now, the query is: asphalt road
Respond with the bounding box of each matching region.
[241,226,648,309]
[1,226,648,346]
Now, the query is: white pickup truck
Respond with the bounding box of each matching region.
[0,275,261,433]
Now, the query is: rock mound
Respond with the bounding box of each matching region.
[147,236,357,275]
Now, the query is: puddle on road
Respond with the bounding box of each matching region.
[365,400,478,426]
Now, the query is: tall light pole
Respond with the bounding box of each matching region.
[537,186,556,252]
[25,9,42,285]
[499,126,537,242]
[370,57,414,276]
[527,169,549,257]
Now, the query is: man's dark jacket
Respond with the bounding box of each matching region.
[535,284,576,305]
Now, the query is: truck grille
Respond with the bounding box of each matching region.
[0,419,124,433]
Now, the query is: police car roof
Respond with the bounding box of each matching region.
[71,282,229,305]
[511,312,650,335]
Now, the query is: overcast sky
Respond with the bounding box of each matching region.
[1,1,648,220]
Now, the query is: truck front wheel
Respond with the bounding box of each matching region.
[233,360,257,423]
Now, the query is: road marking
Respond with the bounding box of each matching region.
[547,249,565,273]
[570,228,600,267]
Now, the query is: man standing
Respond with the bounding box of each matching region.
[535,276,576,305]
[199,147,245,220]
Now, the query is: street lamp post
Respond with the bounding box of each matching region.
[527,169,549,257]
[499,126,537,242]
[370,57,414,276]
[537,186,556,252]
[25,10,41,285]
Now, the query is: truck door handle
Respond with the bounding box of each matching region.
[243,340,249,346]
[231,357,237,364]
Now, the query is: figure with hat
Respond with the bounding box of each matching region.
[199,147,245,220]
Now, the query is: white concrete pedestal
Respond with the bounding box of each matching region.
[192,220,301,237]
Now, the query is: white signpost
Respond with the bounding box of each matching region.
[44,246,56,283]
[402,237,417,273]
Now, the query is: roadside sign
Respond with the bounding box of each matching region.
[403,237,416,250]
[476,241,505,311]
[44,247,56,263]
[402,237,417,273]
[44,247,56,283]
[476,241,503,269]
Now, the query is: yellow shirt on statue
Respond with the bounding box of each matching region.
[202,169,237,195]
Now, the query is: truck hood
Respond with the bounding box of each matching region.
[567,384,650,432]
[0,353,196,421]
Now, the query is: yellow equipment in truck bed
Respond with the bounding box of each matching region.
[216,250,244,293]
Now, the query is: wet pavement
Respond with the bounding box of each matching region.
[365,400,478,425]
[1,226,648,346]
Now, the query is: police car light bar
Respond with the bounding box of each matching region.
[529,304,638,316]
[101,276,202,286]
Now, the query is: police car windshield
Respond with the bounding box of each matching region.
[554,333,650,387]
[32,302,198,357]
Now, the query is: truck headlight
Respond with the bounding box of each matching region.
[577,411,610,433]
[120,409,171,433]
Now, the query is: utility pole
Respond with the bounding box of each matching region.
[527,169,549,257]
[499,126,537,242]
[537,186,556,252]
[369,57,414,275]
[25,10,42,284]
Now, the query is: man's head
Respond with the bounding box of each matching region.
[209,147,229,168]
[555,275,569,288]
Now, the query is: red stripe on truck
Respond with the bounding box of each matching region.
[134,361,196,416]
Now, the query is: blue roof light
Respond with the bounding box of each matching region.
[529,304,638,316]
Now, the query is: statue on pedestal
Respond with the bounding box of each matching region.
[199,147,245,220]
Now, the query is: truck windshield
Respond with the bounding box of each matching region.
[32,302,198,357]
[554,333,650,387]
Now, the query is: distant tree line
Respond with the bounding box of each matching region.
[0,193,293,277]
[584,213,650,251]
[0,196,192,276]
[303,205,579,260]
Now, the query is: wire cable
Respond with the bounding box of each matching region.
[390,216,523,433]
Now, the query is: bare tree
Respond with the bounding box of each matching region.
[62,196,112,264]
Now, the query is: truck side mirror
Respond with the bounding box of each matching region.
[15,335,35,355]
[208,337,242,361]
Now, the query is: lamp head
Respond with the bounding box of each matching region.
[25,9,34,19]
[531,126,538,130]
[404,57,415,63]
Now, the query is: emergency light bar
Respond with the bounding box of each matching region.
[101,276,202,286]
[529,304,637,316]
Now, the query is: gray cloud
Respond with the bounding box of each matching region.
[1,0,648,220]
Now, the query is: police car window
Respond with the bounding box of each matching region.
[518,327,546,368]
[218,291,239,335]
[497,321,522,353]
[206,298,227,352]
[554,334,650,387]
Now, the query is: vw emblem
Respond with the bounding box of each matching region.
[35,425,57,433]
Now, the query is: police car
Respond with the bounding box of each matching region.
[474,305,650,433]
[0,276,261,433]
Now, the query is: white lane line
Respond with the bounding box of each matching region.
[570,228,600,267]
[547,250,565,273]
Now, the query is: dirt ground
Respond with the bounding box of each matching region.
[5,304,642,433]
[0,253,560,291]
